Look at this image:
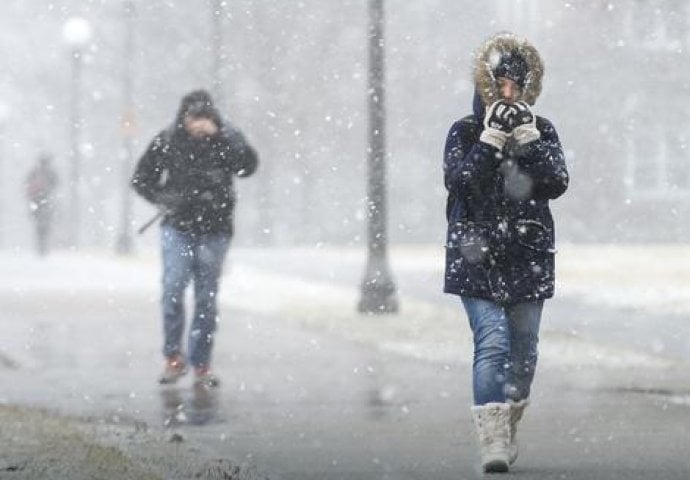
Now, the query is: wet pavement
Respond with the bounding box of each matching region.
[1,250,690,479]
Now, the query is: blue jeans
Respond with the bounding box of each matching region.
[461,296,544,405]
[161,225,231,368]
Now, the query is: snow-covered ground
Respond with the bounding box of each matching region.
[557,243,690,316]
[1,243,683,371]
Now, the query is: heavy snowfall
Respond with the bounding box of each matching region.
[1,2,689,479]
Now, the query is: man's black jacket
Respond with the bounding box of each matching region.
[132,122,258,235]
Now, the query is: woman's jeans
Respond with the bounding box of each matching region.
[161,225,231,368]
[461,296,544,405]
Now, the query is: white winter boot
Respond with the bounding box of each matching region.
[508,399,529,464]
[471,402,511,473]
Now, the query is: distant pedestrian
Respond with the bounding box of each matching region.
[132,89,258,387]
[443,32,569,472]
[25,153,58,256]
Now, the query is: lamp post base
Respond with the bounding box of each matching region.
[358,254,399,314]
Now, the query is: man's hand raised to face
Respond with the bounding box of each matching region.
[185,116,219,138]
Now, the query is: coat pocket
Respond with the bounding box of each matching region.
[447,221,494,264]
[514,219,555,253]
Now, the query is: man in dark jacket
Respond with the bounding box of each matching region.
[443,33,568,472]
[132,89,258,387]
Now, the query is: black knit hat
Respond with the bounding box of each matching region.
[493,51,529,87]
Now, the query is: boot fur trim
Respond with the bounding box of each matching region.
[471,402,511,473]
[508,398,529,464]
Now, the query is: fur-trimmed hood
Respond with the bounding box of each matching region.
[473,32,544,107]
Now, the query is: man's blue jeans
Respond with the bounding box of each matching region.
[161,225,231,368]
[461,296,544,405]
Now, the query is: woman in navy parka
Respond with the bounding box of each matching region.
[443,33,568,472]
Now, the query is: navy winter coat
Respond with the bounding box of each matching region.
[443,96,569,304]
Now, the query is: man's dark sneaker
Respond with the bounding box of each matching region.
[159,354,188,384]
[194,366,220,388]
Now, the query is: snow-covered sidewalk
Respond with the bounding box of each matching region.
[557,243,690,316]
[1,243,683,370]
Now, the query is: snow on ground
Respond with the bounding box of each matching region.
[557,243,690,316]
[364,243,690,316]
[0,244,682,370]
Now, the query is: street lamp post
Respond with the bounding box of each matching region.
[116,1,135,255]
[0,103,10,248]
[62,17,92,249]
[358,0,398,314]
[210,0,224,105]
[252,6,274,246]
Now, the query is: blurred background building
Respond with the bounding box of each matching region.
[0,0,687,249]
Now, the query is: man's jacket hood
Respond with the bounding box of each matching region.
[174,89,223,130]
